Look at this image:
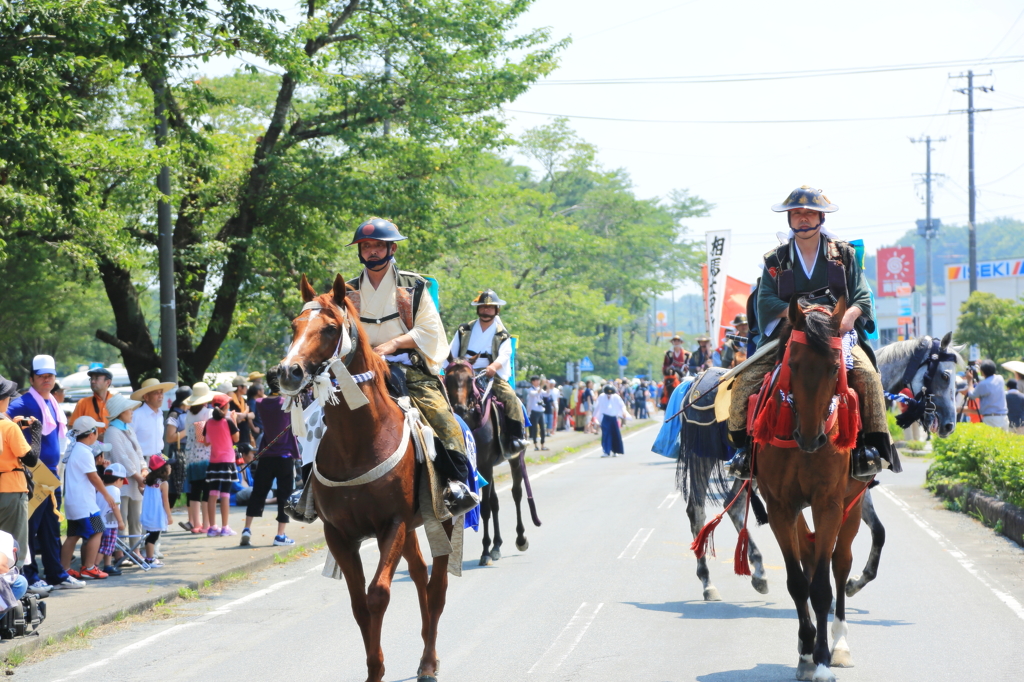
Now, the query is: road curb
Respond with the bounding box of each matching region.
[0,531,326,664]
[932,482,1024,547]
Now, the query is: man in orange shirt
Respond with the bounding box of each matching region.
[0,375,35,569]
[70,367,114,436]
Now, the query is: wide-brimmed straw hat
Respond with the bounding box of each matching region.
[106,393,142,419]
[185,382,218,407]
[247,371,265,382]
[130,377,176,401]
[1002,361,1024,377]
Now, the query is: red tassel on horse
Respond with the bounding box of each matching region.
[733,528,751,576]
[690,512,724,559]
[753,395,780,445]
[832,388,860,450]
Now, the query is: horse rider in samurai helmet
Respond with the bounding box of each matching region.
[450,289,531,455]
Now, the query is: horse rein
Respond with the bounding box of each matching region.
[282,298,362,399]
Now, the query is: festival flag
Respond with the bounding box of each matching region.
[704,230,731,340]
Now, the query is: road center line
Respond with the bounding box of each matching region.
[497,423,660,493]
[527,601,604,674]
[618,528,654,559]
[658,491,681,509]
[876,485,1024,622]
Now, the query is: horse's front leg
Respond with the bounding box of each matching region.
[489,476,503,561]
[805,495,845,682]
[724,480,768,594]
[762,492,817,681]
[846,488,884,597]
[324,523,375,682]
[510,453,528,551]
[830,495,862,669]
[363,518,408,682]
[686,495,719,601]
[479,477,494,566]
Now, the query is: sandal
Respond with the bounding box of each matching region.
[191,525,208,534]
[178,521,194,532]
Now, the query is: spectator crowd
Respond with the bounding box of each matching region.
[0,355,301,608]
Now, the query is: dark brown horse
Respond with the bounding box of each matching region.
[277,274,451,682]
[755,296,869,682]
[443,360,540,566]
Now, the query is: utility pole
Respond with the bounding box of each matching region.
[951,70,993,294]
[617,324,624,379]
[155,68,177,385]
[911,135,945,337]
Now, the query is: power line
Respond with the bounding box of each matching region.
[987,8,1024,58]
[535,55,1024,86]
[504,105,1024,125]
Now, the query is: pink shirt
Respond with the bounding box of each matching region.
[203,417,237,464]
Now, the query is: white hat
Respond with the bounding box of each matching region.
[105,393,142,419]
[104,462,128,478]
[185,382,219,407]
[214,381,232,394]
[1002,361,1024,377]
[32,355,56,376]
[130,377,176,401]
[72,415,105,433]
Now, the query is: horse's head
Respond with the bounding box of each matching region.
[443,359,478,423]
[911,331,963,438]
[277,273,357,394]
[785,295,846,453]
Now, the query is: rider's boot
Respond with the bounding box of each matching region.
[851,433,894,481]
[725,429,752,480]
[508,419,530,454]
[444,480,481,516]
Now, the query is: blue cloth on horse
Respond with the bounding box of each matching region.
[601,414,624,455]
[651,377,694,458]
[454,414,481,532]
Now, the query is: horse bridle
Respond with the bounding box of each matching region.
[282,299,361,397]
[892,336,957,429]
[772,328,845,441]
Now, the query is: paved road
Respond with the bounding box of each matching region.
[21,423,1024,681]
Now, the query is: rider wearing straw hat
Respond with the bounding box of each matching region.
[347,218,479,516]
[448,289,530,455]
[725,186,898,481]
[663,335,689,377]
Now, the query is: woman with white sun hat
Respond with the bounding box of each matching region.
[102,392,145,542]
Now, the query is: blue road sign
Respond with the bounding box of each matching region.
[580,357,595,372]
[617,356,628,367]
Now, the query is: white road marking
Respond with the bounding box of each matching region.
[876,485,1024,622]
[527,601,604,674]
[51,574,305,682]
[618,528,654,559]
[658,491,681,509]
[496,423,660,493]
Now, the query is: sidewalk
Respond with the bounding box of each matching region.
[1,508,326,661]
[0,415,662,662]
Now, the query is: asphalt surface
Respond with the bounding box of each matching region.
[19,423,1024,682]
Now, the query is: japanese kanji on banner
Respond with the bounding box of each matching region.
[704,230,731,339]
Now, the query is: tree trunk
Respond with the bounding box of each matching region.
[94,257,160,384]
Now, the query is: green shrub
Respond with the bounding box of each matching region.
[886,410,902,442]
[927,423,1024,508]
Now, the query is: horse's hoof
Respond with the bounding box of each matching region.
[479,554,493,566]
[845,576,863,597]
[830,647,854,668]
[795,656,816,681]
[490,547,502,561]
[516,538,529,551]
[811,663,836,682]
[751,576,769,594]
[703,586,722,601]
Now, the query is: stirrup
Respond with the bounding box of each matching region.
[851,445,888,482]
[726,448,752,480]
[444,480,480,516]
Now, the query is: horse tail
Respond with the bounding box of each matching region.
[519,454,542,527]
[749,489,769,526]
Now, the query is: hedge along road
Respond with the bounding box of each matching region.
[17,426,1024,682]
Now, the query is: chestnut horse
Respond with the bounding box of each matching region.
[755,296,869,682]
[277,274,451,682]
[444,360,540,566]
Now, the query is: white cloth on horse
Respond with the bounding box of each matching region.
[356,263,449,375]
[445,317,513,380]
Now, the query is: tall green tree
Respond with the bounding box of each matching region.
[955,291,1024,364]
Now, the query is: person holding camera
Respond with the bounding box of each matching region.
[0,376,37,577]
[963,360,1009,431]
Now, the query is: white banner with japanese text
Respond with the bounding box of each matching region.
[704,230,731,339]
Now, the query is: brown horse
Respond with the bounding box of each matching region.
[277,274,451,682]
[443,360,540,566]
[754,296,869,682]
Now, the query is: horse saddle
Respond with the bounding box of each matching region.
[684,367,729,427]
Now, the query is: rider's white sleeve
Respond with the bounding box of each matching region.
[406,292,450,375]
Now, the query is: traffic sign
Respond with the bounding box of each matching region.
[617,356,628,367]
[580,357,595,372]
